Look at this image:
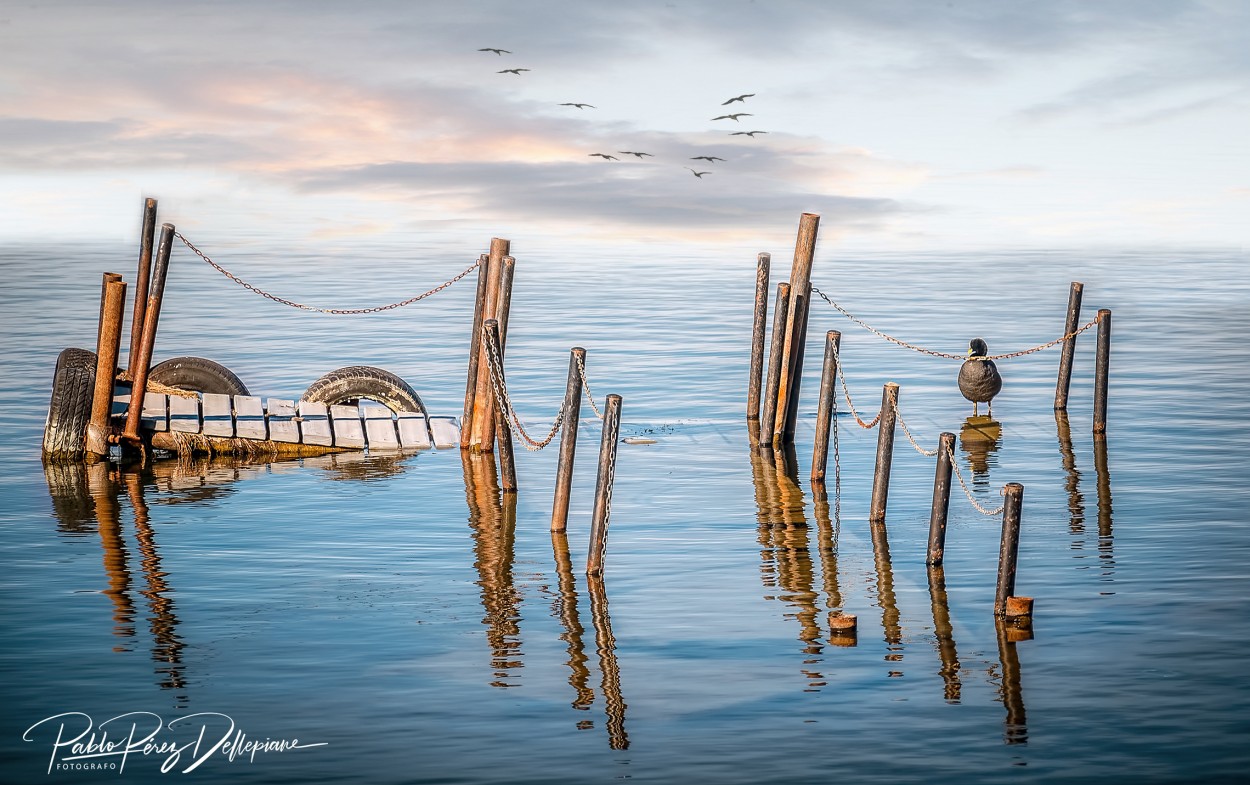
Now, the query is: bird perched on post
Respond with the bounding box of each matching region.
[958,338,1002,416]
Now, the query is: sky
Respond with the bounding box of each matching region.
[1,0,1247,251]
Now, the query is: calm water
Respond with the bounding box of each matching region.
[1,235,1248,784]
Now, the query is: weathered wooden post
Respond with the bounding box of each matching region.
[868,382,899,522]
[123,223,175,447]
[484,256,516,457]
[811,331,841,483]
[551,347,586,532]
[483,319,517,493]
[772,212,819,445]
[87,278,127,457]
[927,432,956,566]
[1093,309,1112,434]
[747,252,771,422]
[995,482,1026,617]
[1053,281,1084,410]
[586,394,622,576]
[469,238,509,450]
[461,253,489,449]
[780,290,810,445]
[759,282,790,448]
[127,198,158,380]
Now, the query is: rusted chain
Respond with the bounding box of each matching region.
[810,285,1101,361]
[575,354,605,420]
[175,232,479,314]
[947,442,1006,516]
[891,391,939,457]
[831,343,882,429]
[483,324,568,451]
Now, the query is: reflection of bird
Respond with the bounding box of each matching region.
[619,151,653,158]
[691,155,725,162]
[959,415,1002,477]
[498,68,530,75]
[722,93,755,105]
[479,48,511,55]
[730,130,768,137]
[589,153,619,160]
[559,102,595,109]
[686,168,711,178]
[958,338,1003,416]
[712,113,752,121]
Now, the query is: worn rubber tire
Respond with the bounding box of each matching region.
[149,356,250,396]
[302,366,427,416]
[43,347,97,462]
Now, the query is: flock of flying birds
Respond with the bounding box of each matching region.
[478,47,768,179]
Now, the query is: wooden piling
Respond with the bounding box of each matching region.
[927,432,956,566]
[1053,281,1084,410]
[470,238,509,449]
[483,319,517,493]
[552,347,586,532]
[87,278,127,456]
[461,253,489,449]
[759,282,790,448]
[1093,309,1112,434]
[586,393,622,576]
[779,289,810,445]
[995,482,1025,617]
[747,252,771,421]
[772,212,819,444]
[811,331,841,483]
[868,382,899,522]
[127,198,158,380]
[123,223,175,446]
[483,256,516,456]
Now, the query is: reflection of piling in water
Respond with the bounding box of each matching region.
[927,566,961,703]
[462,452,523,688]
[959,415,1002,481]
[870,520,902,652]
[89,464,135,645]
[1094,434,1114,571]
[995,619,1029,745]
[124,471,187,695]
[45,462,98,533]
[587,574,629,750]
[1054,411,1086,540]
[813,483,854,647]
[751,450,820,646]
[551,532,594,710]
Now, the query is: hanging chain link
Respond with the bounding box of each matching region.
[832,343,882,429]
[890,388,939,457]
[575,353,605,420]
[811,285,1101,361]
[482,325,568,451]
[175,232,479,314]
[947,441,1007,516]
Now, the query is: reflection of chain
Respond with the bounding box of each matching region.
[891,390,939,457]
[176,232,479,314]
[811,285,1101,361]
[947,442,1006,516]
[575,354,605,420]
[483,326,567,451]
[832,344,882,429]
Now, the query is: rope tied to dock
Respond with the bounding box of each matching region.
[810,285,1101,361]
[175,232,480,314]
[482,324,569,451]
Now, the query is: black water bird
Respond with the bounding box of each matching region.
[686,168,711,178]
[479,48,511,55]
[711,112,752,121]
[722,93,755,105]
[730,130,768,137]
[691,155,725,162]
[619,151,653,158]
[589,153,619,160]
[958,338,1003,416]
[559,102,595,109]
[498,68,530,75]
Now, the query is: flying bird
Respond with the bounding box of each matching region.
[730,130,768,137]
[691,155,725,162]
[711,113,753,122]
[619,151,653,158]
[686,168,711,178]
[498,68,530,75]
[722,93,755,105]
[589,153,619,160]
[559,102,595,109]
[958,338,1003,417]
[478,48,511,55]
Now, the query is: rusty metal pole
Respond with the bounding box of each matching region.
[483,319,517,493]
[552,347,586,532]
[759,282,790,448]
[127,198,158,379]
[484,256,515,455]
[1053,281,1084,410]
[461,253,489,449]
[87,279,128,456]
[123,223,174,445]
[96,272,122,350]
[586,394,622,576]
[811,331,841,483]
[995,483,1025,616]
[1093,309,1112,434]
[773,213,819,441]
[868,382,899,522]
[927,432,957,566]
[747,252,771,422]
[471,239,509,449]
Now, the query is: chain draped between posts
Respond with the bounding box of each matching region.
[176,232,479,314]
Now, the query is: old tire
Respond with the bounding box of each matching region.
[302,366,427,416]
[43,347,97,462]
[149,356,250,396]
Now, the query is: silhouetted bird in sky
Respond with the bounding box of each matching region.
[589,153,619,160]
[730,130,768,137]
[686,168,711,178]
[479,48,511,55]
[691,155,725,162]
[498,68,530,75]
[559,102,595,109]
[711,113,752,121]
[958,338,1003,416]
[619,151,653,158]
[722,93,755,105]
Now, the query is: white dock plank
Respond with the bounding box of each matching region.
[396,412,431,450]
[429,416,461,450]
[202,393,235,437]
[234,395,266,440]
[363,407,400,451]
[267,398,300,443]
[330,404,365,448]
[141,393,168,432]
[112,391,131,419]
[169,394,201,433]
[298,400,332,446]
